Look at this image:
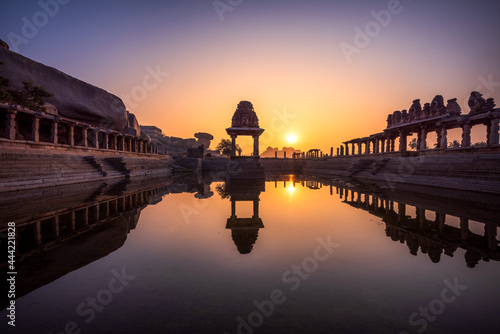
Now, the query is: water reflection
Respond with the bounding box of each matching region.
[1,173,499,315]
[330,179,500,268]
[224,177,265,255]
[0,175,208,309]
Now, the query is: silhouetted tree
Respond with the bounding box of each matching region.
[216,138,242,156]
[448,140,460,148]
[9,80,53,112]
[0,62,12,103]
[472,141,486,147]
[409,138,418,150]
[215,183,230,199]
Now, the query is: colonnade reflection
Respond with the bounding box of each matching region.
[0,175,208,309]
[332,182,500,267]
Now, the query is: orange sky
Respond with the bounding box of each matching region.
[2,0,499,154]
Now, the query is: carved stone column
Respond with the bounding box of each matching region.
[102,133,108,149]
[488,119,499,146]
[32,115,41,143]
[231,135,236,157]
[439,127,447,149]
[82,126,88,147]
[420,126,427,151]
[345,144,349,156]
[93,130,99,149]
[461,122,471,148]
[398,130,407,152]
[51,120,59,144]
[68,123,75,146]
[253,135,259,157]
[6,109,17,140]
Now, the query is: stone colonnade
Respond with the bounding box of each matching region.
[0,106,157,154]
[335,110,500,156]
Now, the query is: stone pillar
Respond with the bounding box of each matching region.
[488,119,499,146]
[336,148,339,156]
[345,144,349,156]
[391,138,396,152]
[357,142,362,155]
[461,122,471,148]
[92,130,99,148]
[351,143,355,155]
[486,223,497,251]
[284,151,287,159]
[35,221,42,245]
[50,120,58,144]
[330,147,333,156]
[386,138,391,153]
[439,127,447,149]
[68,124,75,146]
[418,208,426,230]
[365,141,370,154]
[460,218,469,241]
[397,203,406,224]
[398,130,407,152]
[102,132,108,149]
[113,134,118,151]
[6,109,17,140]
[374,139,379,154]
[82,127,88,147]
[380,139,385,153]
[253,200,259,218]
[420,126,427,151]
[253,135,259,157]
[231,135,236,157]
[340,146,344,156]
[32,115,41,143]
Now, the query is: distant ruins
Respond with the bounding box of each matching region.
[337,91,499,156]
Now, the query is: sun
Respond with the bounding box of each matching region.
[286,133,297,144]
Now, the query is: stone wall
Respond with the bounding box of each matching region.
[0,145,172,192]
[302,150,500,194]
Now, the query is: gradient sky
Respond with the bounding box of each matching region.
[1,0,500,154]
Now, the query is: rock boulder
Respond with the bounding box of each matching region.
[0,47,128,133]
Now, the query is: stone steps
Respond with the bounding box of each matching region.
[0,151,172,192]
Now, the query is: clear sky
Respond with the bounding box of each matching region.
[1,0,500,154]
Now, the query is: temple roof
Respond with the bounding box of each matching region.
[231,101,260,128]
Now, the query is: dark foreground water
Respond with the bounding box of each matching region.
[1,175,499,334]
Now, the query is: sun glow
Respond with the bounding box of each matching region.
[286,133,298,144]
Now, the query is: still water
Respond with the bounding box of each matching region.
[1,175,499,334]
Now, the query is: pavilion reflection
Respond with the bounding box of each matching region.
[219,176,266,255]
